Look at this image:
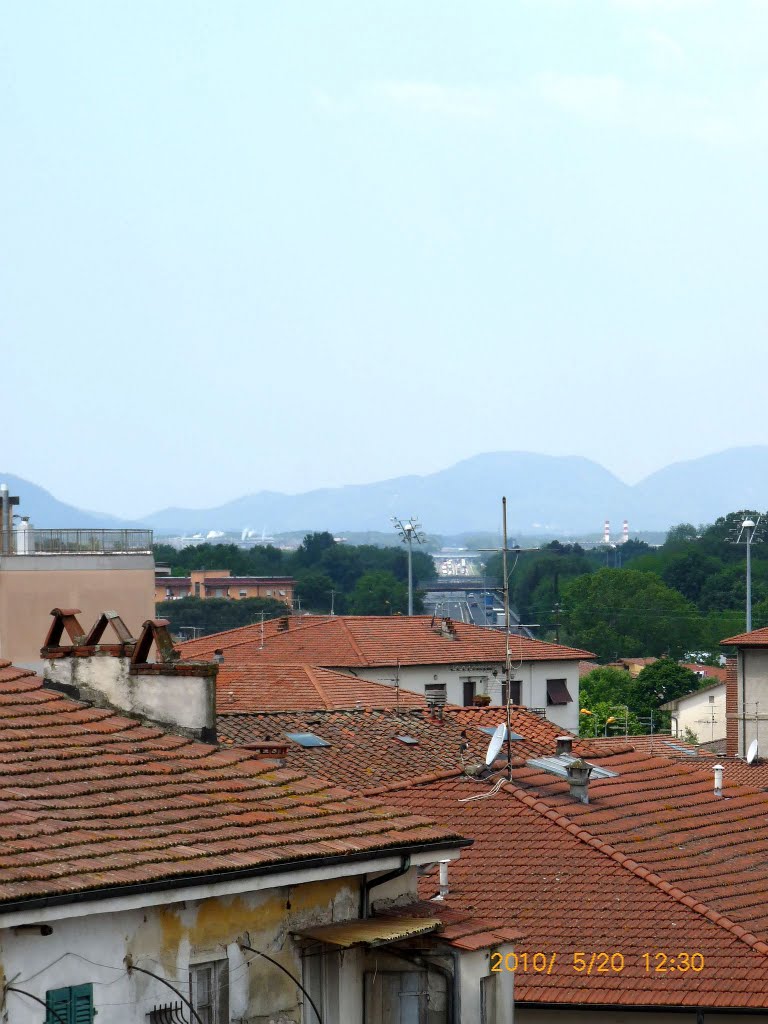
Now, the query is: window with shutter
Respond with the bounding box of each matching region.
[45,984,93,1024]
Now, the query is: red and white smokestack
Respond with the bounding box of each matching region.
[603,520,611,545]
[622,520,629,544]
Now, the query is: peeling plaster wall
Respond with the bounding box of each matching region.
[0,876,372,1024]
[43,655,215,738]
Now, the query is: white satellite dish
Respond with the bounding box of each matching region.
[485,723,507,766]
[748,739,759,764]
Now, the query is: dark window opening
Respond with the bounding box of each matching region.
[546,678,572,705]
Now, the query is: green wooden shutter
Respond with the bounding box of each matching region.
[45,984,93,1024]
[71,984,94,1024]
[45,987,71,1024]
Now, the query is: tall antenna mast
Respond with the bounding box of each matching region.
[502,497,513,780]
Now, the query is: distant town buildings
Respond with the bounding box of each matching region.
[155,567,294,605]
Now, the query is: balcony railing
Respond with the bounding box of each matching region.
[3,528,154,556]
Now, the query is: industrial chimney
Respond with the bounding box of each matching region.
[622,520,629,545]
[603,520,611,545]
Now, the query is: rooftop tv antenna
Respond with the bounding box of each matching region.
[392,516,426,616]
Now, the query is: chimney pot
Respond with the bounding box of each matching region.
[714,763,724,796]
[566,758,593,804]
[213,649,225,664]
[556,736,573,756]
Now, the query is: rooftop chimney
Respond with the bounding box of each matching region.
[566,758,593,804]
[277,616,290,632]
[213,649,225,664]
[713,763,724,797]
[41,610,218,742]
[556,736,574,756]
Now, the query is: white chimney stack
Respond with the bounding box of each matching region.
[622,520,629,544]
[603,519,611,545]
[714,764,724,796]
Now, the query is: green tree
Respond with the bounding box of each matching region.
[633,658,701,716]
[293,531,336,568]
[348,571,414,615]
[158,597,289,637]
[294,571,336,613]
[579,666,638,709]
[561,569,701,661]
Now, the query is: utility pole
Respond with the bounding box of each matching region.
[392,517,425,616]
[502,497,513,779]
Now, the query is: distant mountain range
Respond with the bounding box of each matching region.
[5,447,768,537]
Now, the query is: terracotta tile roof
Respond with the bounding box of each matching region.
[381,772,768,1008]
[0,661,465,909]
[387,901,521,951]
[721,625,768,646]
[671,755,768,789]
[509,748,768,940]
[178,614,593,667]
[215,662,426,713]
[588,734,700,755]
[217,705,622,792]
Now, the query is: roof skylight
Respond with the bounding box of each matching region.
[395,735,419,745]
[285,732,331,748]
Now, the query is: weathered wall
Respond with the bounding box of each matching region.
[43,654,216,738]
[0,554,154,670]
[0,876,366,1024]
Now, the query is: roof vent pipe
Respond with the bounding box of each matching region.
[714,763,724,797]
[437,860,450,900]
[566,759,593,804]
[556,736,573,756]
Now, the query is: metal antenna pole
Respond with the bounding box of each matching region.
[747,525,754,633]
[502,497,513,780]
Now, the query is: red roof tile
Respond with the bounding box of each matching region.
[217,705,623,791]
[0,661,465,907]
[721,625,768,646]
[215,662,426,713]
[178,614,593,667]
[379,773,768,1008]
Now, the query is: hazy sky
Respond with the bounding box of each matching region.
[4,0,768,517]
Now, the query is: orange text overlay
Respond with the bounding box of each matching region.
[490,952,705,975]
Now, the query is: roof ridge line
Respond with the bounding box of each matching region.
[337,618,369,664]
[303,665,333,710]
[365,769,464,796]
[500,780,768,960]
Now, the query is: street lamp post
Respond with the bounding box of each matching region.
[392,517,425,616]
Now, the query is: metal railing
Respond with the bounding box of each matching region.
[4,528,154,556]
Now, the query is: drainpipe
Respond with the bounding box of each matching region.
[360,854,411,918]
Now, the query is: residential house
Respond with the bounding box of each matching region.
[660,679,726,744]
[155,568,294,605]
[721,626,768,758]
[178,614,593,731]
[0,611,517,1024]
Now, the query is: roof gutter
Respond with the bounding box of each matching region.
[0,839,470,919]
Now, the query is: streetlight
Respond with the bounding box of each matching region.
[392,517,425,616]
